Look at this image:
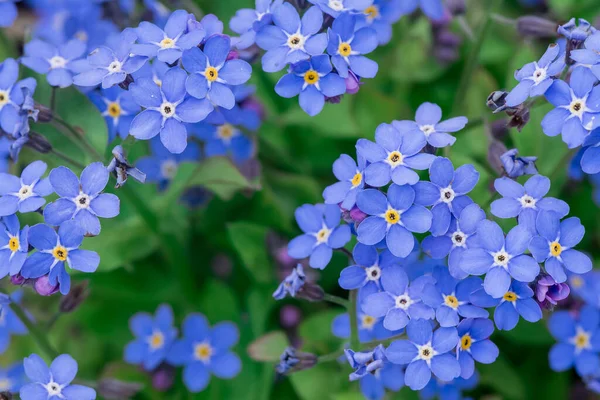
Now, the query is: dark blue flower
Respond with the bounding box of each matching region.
[88,86,140,142]
[44,163,120,236]
[21,39,88,88]
[413,157,479,237]
[323,153,366,210]
[0,0,18,28]
[20,354,96,400]
[0,214,29,278]
[0,160,53,217]
[528,210,592,283]
[345,344,386,381]
[393,103,468,148]
[500,148,538,178]
[124,304,177,371]
[399,0,445,20]
[309,0,373,17]
[287,203,351,269]
[273,264,306,299]
[456,318,499,379]
[255,4,327,72]
[166,313,241,392]
[385,320,460,390]
[0,361,25,393]
[230,0,284,50]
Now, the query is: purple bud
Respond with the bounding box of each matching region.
[349,206,367,224]
[34,103,53,123]
[280,305,302,329]
[296,282,325,302]
[517,16,558,38]
[34,275,59,296]
[487,139,508,175]
[118,74,134,90]
[151,365,176,392]
[10,274,26,285]
[490,119,509,140]
[445,0,466,15]
[98,379,143,400]
[275,247,297,270]
[211,254,233,279]
[345,72,361,95]
[59,281,89,313]
[227,50,240,61]
[506,105,530,132]
[535,275,570,309]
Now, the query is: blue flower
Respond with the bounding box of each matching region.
[345,344,386,381]
[470,281,542,331]
[505,43,565,107]
[413,157,479,236]
[73,28,148,88]
[456,318,499,379]
[327,13,378,79]
[167,314,241,392]
[44,163,120,236]
[133,9,205,64]
[558,18,597,42]
[193,121,254,164]
[528,210,592,283]
[460,220,540,298]
[0,214,29,278]
[357,184,431,257]
[393,103,468,148]
[491,175,569,223]
[107,145,146,188]
[356,0,403,46]
[0,58,30,135]
[21,39,88,88]
[548,305,600,377]
[572,33,600,81]
[124,304,177,371]
[358,362,404,400]
[0,0,18,28]
[422,203,486,279]
[275,54,346,116]
[385,319,460,390]
[273,264,306,299]
[323,153,366,210]
[0,292,27,353]
[581,128,600,175]
[229,0,284,50]
[21,221,100,295]
[308,0,373,17]
[338,243,400,291]
[129,67,213,154]
[182,35,252,110]
[88,86,140,142]
[500,148,538,178]
[420,373,478,400]
[287,204,351,269]
[20,354,96,400]
[362,265,434,330]
[356,123,434,187]
[255,4,327,73]
[567,272,600,307]
[0,160,53,217]
[399,0,445,20]
[136,137,201,190]
[421,267,488,327]
[542,67,600,148]
[0,361,25,393]
[275,347,317,374]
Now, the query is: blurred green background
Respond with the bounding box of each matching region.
[4,0,600,399]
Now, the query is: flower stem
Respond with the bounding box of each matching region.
[322,293,350,308]
[10,302,59,359]
[317,348,345,363]
[50,149,86,170]
[348,289,360,350]
[53,116,103,161]
[362,332,407,349]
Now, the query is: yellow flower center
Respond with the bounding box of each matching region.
[316,227,331,243]
[217,124,235,140]
[503,291,517,302]
[0,378,10,391]
[52,246,68,261]
[419,344,435,361]
[194,343,213,361]
[361,315,376,329]
[8,237,19,252]
[338,42,352,57]
[0,90,8,106]
[149,332,164,350]
[304,70,319,85]
[205,66,219,82]
[364,5,379,20]
[444,295,459,309]
[351,172,362,187]
[160,38,175,49]
[550,241,562,257]
[387,151,403,166]
[385,209,400,224]
[570,276,584,288]
[107,102,121,118]
[460,334,472,350]
[574,330,590,350]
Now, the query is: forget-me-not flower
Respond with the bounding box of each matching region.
[356,0,403,46]
[581,128,600,174]
[273,264,306,299]
[0,214,28,278]
[88,86,140,142]
[338,243,398,291]
[0,58,30,135]
[229,0,284,50]
[0,0,18,28]
[0,160,53,216]
[193,121,254,164]
[345,344,386,381]
[323,153,366,210]
[399,0,445,20]
[456,318,499,379]
[0,361,25,393]
[500,148,538,178]
[21,39,88,88]
[358,361,404,400]
[308,0,373,17]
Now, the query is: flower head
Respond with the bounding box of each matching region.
[338,243,399,291]
[500,148,538,178]
[0,361,25,393]
[21,39,88,88]
[0,1,18,28]
[345,344,386,381]
[88,86,140,142]
[230,0,284,50]
[456,318,499,379]
[399,0,445,20]
[356,0,403,45]
[580,128,600,175]
[0,59,35,135]
[106,145,147,188]
[535,274,570,308]
[323,153,366,210]
[558,18,597,42]
[276,347,317,374]
[0,214,29,278]
[273,264,306,299]
[193,119,254,164]
[0,160,53,217]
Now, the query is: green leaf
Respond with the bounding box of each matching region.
[227,222,273,284]
[299,310,343,346]
[247,331,289,362]
[290,364,345,400]
[198,280,240,322]
[478,355,526,400]
[498,320,554,346]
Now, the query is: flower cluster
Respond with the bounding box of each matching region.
[124,304,241,393]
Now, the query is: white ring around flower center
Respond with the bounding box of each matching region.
[395,294,412,310]
[287,34,306,50]
[365,265,381,281]
[75,193,91,209]
[440,187,455,203]
[420,124,435,136]
[49,56,67,69]
[518,194,536,208]
[569,98,586,118]
[316,226,332,244]
[328,0,344,11]
[531,66,547,85]
[0,90,9,107]
[18,184,34,200]
[160,102,176,118]
[492,250,511,267]
[451,231,467,247]
[417,343,435,361]
[45,381,62,396]
[108,60,122,73]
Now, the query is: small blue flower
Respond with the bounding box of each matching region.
[460,220,540,298]
[0,292,27,353]
[167,313,241,392]
[193,121,254,164]
[470,281,542,331]
[73,28,148,88]
[345,344,386,381]
[500,148,538,178]
[359,361,404,400]
[421,267,488,327]
[44,163,119,236]
[88,86,140,142]
[567,272,600,307]
[0,160,53,217]
[182,35,252,110]
[356,0,403,46]
[255,4,327,73]
[0,361,25,393]
[0,214,29,278]
[106,145,146,188]
[505,43,565,107]
[542,67,600,148]
[558,18,597,42]
[229,0,284,50]
[339,243,399,291]
[275,347,316,374]
[288,204,351,269]
[581,128,600,175]
[21,39,88,88]
[327,13,378,79]
[399,0,445,20]
[385,319,460,390]
[133,9,205,64]
[0,58,30,135]
[548,305,600,377]
[309,0,373,17]
[356,184,432,257]
[129,67,213,154]
[124,304,177,371]
[0,0,18,28]
[275,54,346,116]
[357,123,434,187]
[528,210,592,283]
[21,222,100,295]
[456,318,499,379]
[413,157,479,236]
[420,373,478,400]
[323,153,366,210]
[422,203,486,279]
[572,32,600,81]
[21,354,96,400]
[393,103,468,148]
[273,264,306,299]
[362,265,434,330]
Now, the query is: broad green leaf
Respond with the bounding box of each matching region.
[478,355,526,400]
[227,222,273,284]
[498,319,554,346]
[290,364,345,400]
[247,331,289,362]
[198,280,240,322]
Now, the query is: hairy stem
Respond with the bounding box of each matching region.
[322,293,350,308]
[50,149,86,169]
[348,290,360,350]
[10,302,59,359]
[317,348,346,363]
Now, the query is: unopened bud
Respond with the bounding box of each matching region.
[280,305,302,329]
[26,132,52,154]
[487,140,508,175]
[0,392,13,400]
[506,106,530,132]
[98,379,144,400]
[517,16,558,38]
[296,282,325,302]
[490,119,509,140]
[10,274,26,285]
[151,364,175,392]
[445,0,466,15]
[59,281,89,313]
[211,254,233,279]
[276,347,317,374]
[227,49,239,61]
[345,71,361,95]
[486,91,512,114]
[34,275,59,296]
[35,103,53,122]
